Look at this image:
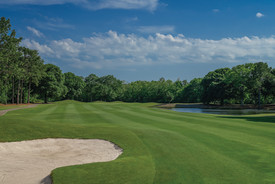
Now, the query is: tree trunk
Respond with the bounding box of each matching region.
[169,96,174,104]
[44,94,48,104]
[28,80,31,104]
[20,79,24,104]
[4,79,8,105]
[17,80,20,105]
[240,92,244,106]
[220,98,224,106]
[12,77,15,104]
[258,88,261,110]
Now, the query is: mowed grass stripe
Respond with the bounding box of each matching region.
[90,103,214,183]
[125,104,275,165]
[90,103,275,157]
[137,128,262,184]
[131,109,275,155]
[126,104,275,140]
[75,103,157,184]
[1,101,275,184]
[91,102,275,182]
[145,105,275,131]
[99,103,275,155]
[88,103,266,183]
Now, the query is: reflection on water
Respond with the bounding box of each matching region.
[171,108,275,115]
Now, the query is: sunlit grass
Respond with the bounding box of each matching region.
[0,104,29,110]
[1,101,275,184]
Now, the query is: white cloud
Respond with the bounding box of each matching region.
[51,38,83,58]
[22,31,275,69]
[27,26,44,37]
[0,0,159,11]
[212,9,220,13]
[33,17,74,31]
[256,12,264,18]
[138,26,175,34]
[21,39,54,55]
[87,0,158,11]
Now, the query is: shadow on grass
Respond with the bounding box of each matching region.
[40,175,52,184]
[218,115,275,124]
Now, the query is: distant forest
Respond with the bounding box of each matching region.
[1,17,275,106]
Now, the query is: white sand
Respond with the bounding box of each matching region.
[0,138,122,184]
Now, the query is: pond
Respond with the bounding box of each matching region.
[170,108,275,115]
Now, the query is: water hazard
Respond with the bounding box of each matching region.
[171,108,275,115]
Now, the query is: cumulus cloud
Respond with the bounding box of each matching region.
[256,12,264,18]
[21,39,54,55]
[137,25,175,34]
[22,31,275,69]
[27,26,44,37]
[0,0,159,11]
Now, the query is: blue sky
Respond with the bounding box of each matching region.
[1,0,275,82]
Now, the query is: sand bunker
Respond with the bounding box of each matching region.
[0,138,122,184]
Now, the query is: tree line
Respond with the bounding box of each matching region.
[1,17,275,106]
[0,17,44,104]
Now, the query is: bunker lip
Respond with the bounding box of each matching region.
[0,138,123,184]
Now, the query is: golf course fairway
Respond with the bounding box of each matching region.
[0,100,275,184]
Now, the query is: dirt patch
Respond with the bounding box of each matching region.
[0,138,123,184]
[0,104,38,116]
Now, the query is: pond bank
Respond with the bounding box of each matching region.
[157,103,275,110]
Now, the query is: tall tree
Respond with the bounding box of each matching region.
[225,63,254,105]
[0,17,22,104]
[37,64,67,103]
[249,62,273,108]
[84,74,99,102]
[181,78,203,103]
[95,75,123,101]
[64,72,85,100]
[20,47,44,103]
[202,68,231,105]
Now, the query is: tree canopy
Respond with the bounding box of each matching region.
[1,16,275,106]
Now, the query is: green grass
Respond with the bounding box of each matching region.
[1,100,275,184]
[0,104,28,110]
